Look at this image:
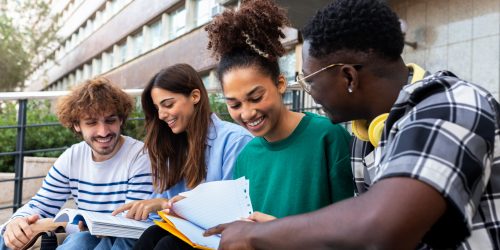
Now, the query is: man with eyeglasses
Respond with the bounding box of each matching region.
[204,0,500,249]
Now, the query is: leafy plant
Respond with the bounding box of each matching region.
[209,93,233,122]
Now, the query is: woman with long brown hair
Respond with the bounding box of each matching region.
[112,63,252,249]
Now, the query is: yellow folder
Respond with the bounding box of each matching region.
[154,211,214,250]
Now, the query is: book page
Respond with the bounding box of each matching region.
[172,178,253,230]
[54,208,95,231]
[79,211,152,229]
[53,208,152,238]
[53,208,78,223]
[54,208,85,226]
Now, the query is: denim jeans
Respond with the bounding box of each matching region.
[0,235,8,250]
[94,237,136,250]
[56,232,100,250]
[57,232,136,250]
[0,231,135,250]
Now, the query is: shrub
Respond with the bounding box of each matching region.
[209,93,233,122]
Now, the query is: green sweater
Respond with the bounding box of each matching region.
[234,112,353,218]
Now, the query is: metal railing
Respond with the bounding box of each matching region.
[0,87,319,214]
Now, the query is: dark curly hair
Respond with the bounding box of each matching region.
[302,0,404,60]
[205,0,289,85]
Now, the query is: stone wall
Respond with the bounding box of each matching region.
[389,0,500,99]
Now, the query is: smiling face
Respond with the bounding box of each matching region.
[222,66,287,140]
[150,87,200,134]
[74,113,123,162]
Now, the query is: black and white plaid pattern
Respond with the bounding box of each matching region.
[351,70,500,249]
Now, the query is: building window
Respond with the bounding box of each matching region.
[83,64,92,80]
[101,51,112,72]
[201,70,220,91]
[56,47,63,60]
[75,68,83,84]
[119,43,127,63]
[114,42,127,67]
[92,57,102,76]
[61,77,67,89]
[102,3,111,22]
[278,50,296,84]
[64,40,70,53]
[109,0,118,15]
[77,27,84,44]
[195,0,219,26]
[169,7,186,39]
[201,73,211,89]
[130,31,144,58]
[68,73,75,88]
[69,34,76,50]
[94,11,102,28]
[86,19,94,34]
[149,19,163,49]
[278,50,297,109]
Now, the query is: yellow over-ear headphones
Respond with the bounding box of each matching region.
[351,63,426,147]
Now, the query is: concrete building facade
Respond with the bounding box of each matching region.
[26,0,500,101]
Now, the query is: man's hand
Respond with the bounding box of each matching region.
[204,221,258,250]
[112,198,169,221]
[4,214,40,250]
[30,218,66,234]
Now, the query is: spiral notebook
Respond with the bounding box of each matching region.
[155,177,253,250]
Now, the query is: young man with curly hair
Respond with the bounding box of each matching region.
[0,78,153,250]
[205,0,500,249]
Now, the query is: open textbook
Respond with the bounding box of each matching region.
[155,177,253,250]
[53,208,153,239]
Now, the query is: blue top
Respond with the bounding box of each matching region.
[149,113,252,219]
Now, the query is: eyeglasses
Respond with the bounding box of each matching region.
[295,63,362,94]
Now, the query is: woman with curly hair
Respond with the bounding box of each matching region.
[205,0,353,224]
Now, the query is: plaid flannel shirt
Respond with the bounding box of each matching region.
[351,70,500,249]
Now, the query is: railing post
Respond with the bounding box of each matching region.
[300,90,305,112]
[292,90,301,112]
[13,99,27,212]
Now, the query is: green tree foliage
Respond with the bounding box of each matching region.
[0,100,77,172]
[0,15,30,90]
[209,93,233,122]
[0,0,60,91]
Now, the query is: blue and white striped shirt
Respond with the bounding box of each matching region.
[10,136,153,219]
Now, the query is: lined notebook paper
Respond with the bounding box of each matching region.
[155,177,253,249]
